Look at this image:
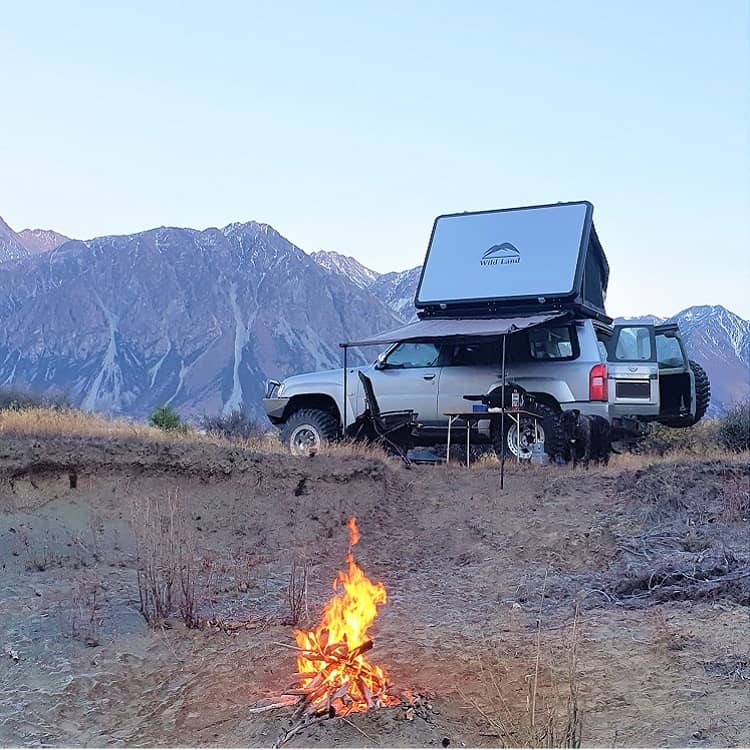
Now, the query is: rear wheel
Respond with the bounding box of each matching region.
[492,401,561,461]
[280,409,339,455]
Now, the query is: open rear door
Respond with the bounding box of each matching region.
[607,324,660,418]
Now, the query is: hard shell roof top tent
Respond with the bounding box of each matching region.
[415,200,610,323]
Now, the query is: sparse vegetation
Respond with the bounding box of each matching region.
[58,575,102,647]
[131,491,203,628]
[464,601,583,748]
[718,400,750,453]
[284,558,309,626]
[202,409,265,440]
[0,386,69,411]
[148,404,183,432]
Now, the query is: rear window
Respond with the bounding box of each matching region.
[443,341,501,367]
[656,334,685,368]
[527,326,577,360]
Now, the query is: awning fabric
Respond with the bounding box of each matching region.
[342,312,566,347]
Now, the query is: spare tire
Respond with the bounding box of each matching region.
[658,360,711,428]
[691,360,711,422]
[280,408,339,455]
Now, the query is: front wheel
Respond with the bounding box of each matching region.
[279,409,339,456]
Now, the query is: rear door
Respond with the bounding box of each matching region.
[607,324,660,417]
[436,340,503,418]
[654,324,694,419]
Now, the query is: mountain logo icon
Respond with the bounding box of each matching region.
[480,242,521,266]
[482,242,520,259]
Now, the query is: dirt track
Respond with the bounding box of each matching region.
[0,435,748,747]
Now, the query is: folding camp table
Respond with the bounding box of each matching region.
[444,408,543,468]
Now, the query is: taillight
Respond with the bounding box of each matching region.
[589,363,608,401]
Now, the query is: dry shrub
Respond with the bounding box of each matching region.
[131,491,204,628]
[284,558,309,626]
[0,386,69,411]
[719,401,750,453]
[464,587,583,748]
[639,420,720,456]
[202,410,266,440]
[58,574,102,646]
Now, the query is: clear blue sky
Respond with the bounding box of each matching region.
[1,1,748,318]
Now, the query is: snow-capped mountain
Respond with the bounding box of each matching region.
[666,305,749,414]
[369,267,422,322]
[310,250,380,289]
[309,251,421,322]
[17,228,70,254]
[0,216,70,262]
[0,222,401,419]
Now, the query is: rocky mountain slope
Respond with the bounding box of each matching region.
[0,217,30,264]
[0,217,70,262]
[17,228,70,254]
[0,222,400,419]
[310,250,380,289]
[0,223,746,419]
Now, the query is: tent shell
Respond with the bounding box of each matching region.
[414,201,611,323]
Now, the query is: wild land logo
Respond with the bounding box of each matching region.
[480,242,521,266]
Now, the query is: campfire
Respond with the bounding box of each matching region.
[285,517,399,717]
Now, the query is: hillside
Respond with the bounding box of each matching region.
[0,222,400,419]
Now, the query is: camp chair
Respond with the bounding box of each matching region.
[347,371,420,463]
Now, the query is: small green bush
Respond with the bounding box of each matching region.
[201,410,264,440]
[718,401,750,453]
[149,405,182,432]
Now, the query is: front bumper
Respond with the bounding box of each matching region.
[262,397,289,422]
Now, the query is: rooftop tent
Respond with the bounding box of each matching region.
[341,312,566,347]
[415,201,610,321]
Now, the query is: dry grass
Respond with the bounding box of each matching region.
[0,407,179,441]
[463,602,584,748]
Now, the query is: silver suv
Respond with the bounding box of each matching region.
[263,318,710,457]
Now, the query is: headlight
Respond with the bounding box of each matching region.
[276,382,285,397]
[265,379,283,398]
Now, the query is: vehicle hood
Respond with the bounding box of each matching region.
[279,365,374,392]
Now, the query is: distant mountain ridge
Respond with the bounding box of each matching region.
[0,219,746,418]
[0,217,69,262]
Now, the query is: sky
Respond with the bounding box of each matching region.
[1,1,748,318]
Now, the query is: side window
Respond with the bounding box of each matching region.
[528,326,576,360]
[384,342,441,369]
[614,326,654,361]
[656,333,685,368]
[444,341,501,367]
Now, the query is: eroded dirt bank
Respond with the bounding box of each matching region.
[0,435,747,747]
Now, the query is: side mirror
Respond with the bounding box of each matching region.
[374,353,387,370]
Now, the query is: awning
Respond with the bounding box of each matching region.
[341,312,566,347]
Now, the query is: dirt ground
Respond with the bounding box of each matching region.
[0,435,748,747]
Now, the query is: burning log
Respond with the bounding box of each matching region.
[265,517,403,746]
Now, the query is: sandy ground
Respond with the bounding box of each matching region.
[0,435,748,747]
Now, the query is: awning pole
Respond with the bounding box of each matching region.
[500,333,507,490]
[342,345,348,437]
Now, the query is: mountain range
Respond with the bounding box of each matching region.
[0,216,746,420]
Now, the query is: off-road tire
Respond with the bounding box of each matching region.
[280,408,339,455]
[492,399,562,461]
[658,360,711,428]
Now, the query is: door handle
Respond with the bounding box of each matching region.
[423,374,436,380]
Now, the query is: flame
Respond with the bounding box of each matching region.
[294,517,396,712]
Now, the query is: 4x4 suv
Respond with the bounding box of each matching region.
[264,202,710,457]
[263,318,710,457]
